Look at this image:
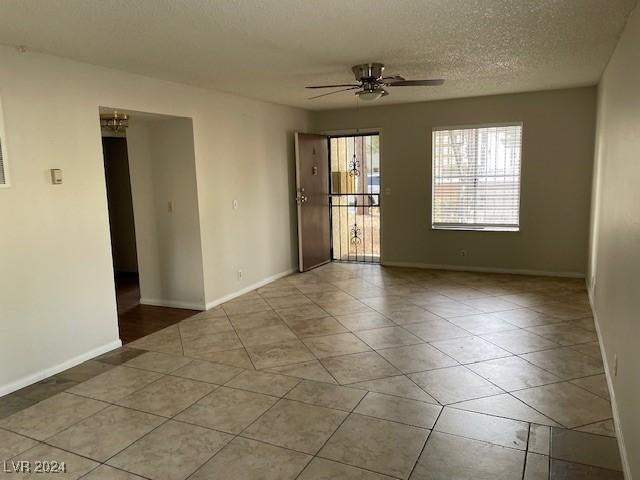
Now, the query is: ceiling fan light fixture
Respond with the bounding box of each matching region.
[356,89,384,101]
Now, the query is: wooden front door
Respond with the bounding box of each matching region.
[294,133,331,272]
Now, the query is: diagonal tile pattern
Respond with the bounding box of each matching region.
[285,380,366,411]
[190,436,311,480]
[243,399,348,454]
[319,413,429,479]
[107,420,232,479]
[9,444,99,478]
[0,264,623,479]
[409,365,503,404]
[354,392,441,429]
[114,375,215,417]
[376,343,458,374]
[433,407,528,450]
[175,386,277,434]
[411,431,525,480]
[0,392,108,440]
[0,428,38,462]
[46,405,164,462]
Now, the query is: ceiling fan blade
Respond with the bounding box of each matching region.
[308,87,360,100]
[306,84,360,89]
[381,75,405,83]
[385,79,445,86]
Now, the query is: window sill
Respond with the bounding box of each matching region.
[432,226,520,232]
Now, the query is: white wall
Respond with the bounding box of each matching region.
[314,88,596,276]
[589,5,640,478]
[127,116,205,309]
[0,46,311,394]
[194,96,305,308]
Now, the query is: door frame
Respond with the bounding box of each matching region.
[294,132,304,271]
[99,109,206,312]
[322,127,384,264]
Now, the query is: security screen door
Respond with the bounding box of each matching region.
[329,134,381,263]
[294,132,331,272]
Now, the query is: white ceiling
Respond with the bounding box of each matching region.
[0,0,637,110]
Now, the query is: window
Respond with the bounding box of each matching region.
[432,123,522,231]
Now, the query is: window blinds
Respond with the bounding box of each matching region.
[432,124,522,231]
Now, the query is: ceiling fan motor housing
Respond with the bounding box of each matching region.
[352,63,385,83]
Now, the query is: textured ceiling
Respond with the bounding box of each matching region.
[0,0,637,110]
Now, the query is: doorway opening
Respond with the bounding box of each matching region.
[101,136,142,314]
[329,133,381,263]
[100,109,204,343]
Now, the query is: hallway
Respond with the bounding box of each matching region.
[0,264,621,479]
[115,273,198,344]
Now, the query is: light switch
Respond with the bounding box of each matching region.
[233,199,238,209]
[50,169,63,185]
[167,201,174,213]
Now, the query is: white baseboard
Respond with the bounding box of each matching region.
[587,287,632,480]
[0,339,122,397]
[0,268,297,397]
[139,298,205,310]
[204,268,297,310]
[382,261,585,278]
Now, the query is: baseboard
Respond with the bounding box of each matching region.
[587,287,632,480]
[1,268,297,396]
[0,339,122,397]
[204,268,297,310]
[139,298,205,310]
[382,261,585,278]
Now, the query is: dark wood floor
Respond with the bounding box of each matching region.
[115,273,199,344]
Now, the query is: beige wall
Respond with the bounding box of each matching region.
[127,116,205,309]
[589,5,640,478]
[314,88,596,276]
[0,46,310,394]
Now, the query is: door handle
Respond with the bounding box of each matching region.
[296,188,308,205]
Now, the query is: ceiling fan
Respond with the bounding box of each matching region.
[306,63,444,101]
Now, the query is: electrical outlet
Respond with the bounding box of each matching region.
[460,250,467,257]
[167,201,174,213]
[237,270,243,281]
[613,354,618,377]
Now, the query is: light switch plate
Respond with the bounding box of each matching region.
[50,168,62,184]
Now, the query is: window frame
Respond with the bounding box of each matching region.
[430,122,523,232]
[0,96,10,188]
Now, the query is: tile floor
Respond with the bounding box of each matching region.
[0,263,624,479]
